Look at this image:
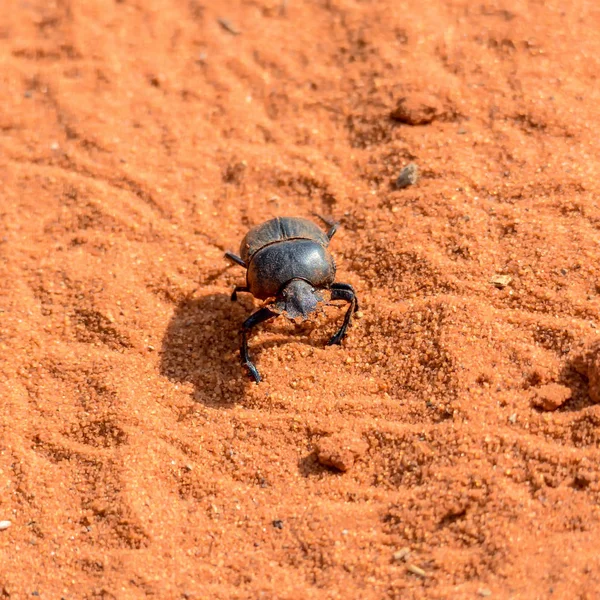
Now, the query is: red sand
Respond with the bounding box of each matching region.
[1,0,600,598]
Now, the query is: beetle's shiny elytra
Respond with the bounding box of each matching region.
[225,216,359,383]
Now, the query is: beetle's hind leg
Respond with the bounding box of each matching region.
[240,307,278,383]
[327,283,358,346]
[329,282,359,312]
[225,251,247,268]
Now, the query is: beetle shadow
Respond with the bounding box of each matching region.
[160,292,338,406]
[159,292,250,407]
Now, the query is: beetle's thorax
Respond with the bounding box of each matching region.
[246,239,336,300]
[273,279,323,320]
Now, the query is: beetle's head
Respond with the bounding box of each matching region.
[274,279,324,321]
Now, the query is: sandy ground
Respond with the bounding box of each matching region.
[1,0,600,598]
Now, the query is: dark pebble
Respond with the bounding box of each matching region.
[395,163,419,189]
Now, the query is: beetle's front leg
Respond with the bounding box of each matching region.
[327,283,358,346]
[240,307,278,383]
[231,286,249,301]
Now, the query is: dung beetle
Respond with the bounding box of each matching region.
[225,215,359,383]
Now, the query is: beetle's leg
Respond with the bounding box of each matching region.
[330,282,359,312]
[231,286,250,301]
[241,307,278,383]
[313,213,339,240]
[327,284,358,346]
[225,251,247,268]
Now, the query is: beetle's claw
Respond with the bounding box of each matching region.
[327,333,344,346]
[244,361,262,383]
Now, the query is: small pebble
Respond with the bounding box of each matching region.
[392,547,411,562]
[395,163,419,189]
[478,589,492,598]
[272,519,284,529]
[218,18,240,35]
[407,564,427,578]
[490,274,512,289]
[0,521,12,530]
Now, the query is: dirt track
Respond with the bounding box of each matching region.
[1,0,600,598]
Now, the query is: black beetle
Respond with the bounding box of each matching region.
[225,215,359,382]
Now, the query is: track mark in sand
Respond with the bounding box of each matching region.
[477,428,600,513]
[7,152,172,222]
[24,268,134,350]
[568,410,600,449]
[57,369,129,449]
[23,358,129,439]
[145,273,195,306]
[41,185,159,246]
[65,417,128,449]
[356,299,460,403]
[17,74,110,155]
[377,426,599,579]
[382,479,514,579]
[348,241,459,297]
[19,354,141,552]
[71,308,133,349]
[111,171,172,220]
[154,434,213,501]
[8,155,227,254]
[345,111,396,149]
[271,170,338,212]
[490,279,599,320]
[31,435,148,550]
[531,322,576,356]
[79,557,105,572]
[174,460,216,502]
[367,425,464,490]
[11,45,82,61]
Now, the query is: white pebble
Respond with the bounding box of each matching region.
[0,521,12,530]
